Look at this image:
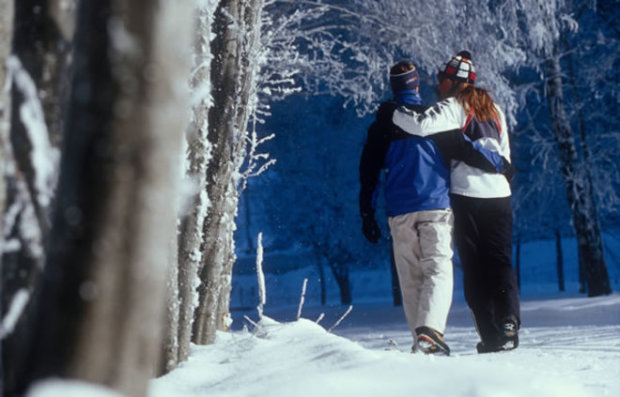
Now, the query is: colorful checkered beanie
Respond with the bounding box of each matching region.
[439,50,476,84]
[390,62,419,93]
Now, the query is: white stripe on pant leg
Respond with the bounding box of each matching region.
[389,213,423,338]
[415,210,454,334]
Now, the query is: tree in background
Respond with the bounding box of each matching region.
[499,0,613,296]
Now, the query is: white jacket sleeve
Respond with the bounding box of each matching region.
[392,98,467,136]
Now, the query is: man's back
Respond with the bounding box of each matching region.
[359,101,452,218]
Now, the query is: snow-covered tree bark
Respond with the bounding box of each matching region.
[2,5,74,384]
[193,0,264,345]
[0,2,14,392]
[543,50,610,296]
[9,0,74,227]
[22,0,192,395]
[160,234,180,375]
[172,0,217,366]
[2,0,70,309]
[0,0,14,250]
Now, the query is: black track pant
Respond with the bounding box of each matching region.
[451,194,520,344]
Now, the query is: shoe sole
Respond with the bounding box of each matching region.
[416,334,450,356]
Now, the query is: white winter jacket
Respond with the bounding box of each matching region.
[392,97,511,199]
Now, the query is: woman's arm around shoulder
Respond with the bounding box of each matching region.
[392,97,466,137]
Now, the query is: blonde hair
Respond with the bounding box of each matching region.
[454,83,499,122]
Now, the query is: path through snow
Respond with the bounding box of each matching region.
[151,293,620,397]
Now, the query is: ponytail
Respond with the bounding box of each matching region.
[454,83,499,123]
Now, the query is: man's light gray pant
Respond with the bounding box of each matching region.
[388,209,454,336]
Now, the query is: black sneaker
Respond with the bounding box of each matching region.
[476,332,519,354]
[415,326,450,356]
[477,341,505,353]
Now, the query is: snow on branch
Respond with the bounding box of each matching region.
[1,166,45,261]
[256,232,266,319]
[238,119,276,192]
[296,278,308,321]
[0,289,30,339]
[327,305,352,333]
[5,55,59,209]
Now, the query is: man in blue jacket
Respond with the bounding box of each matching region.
[359,61,512,355]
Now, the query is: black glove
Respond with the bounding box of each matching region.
[361,215,381,243]
[501,157,515,182]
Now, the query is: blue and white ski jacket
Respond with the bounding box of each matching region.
[393,97,512,198]
[359,100,506,218]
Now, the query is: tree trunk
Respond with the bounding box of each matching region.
[24,0,191,395]
[10,0,74,231]
[0,0,12,246]
[2,0,72,317]
[578,250,587,294]
[543,52,611,297]
[331,265,352,305]
[563,46,603,295]
[0,0,13,229]
[317,255,326,305]
[192,0,264,345]
[555,229,565,292]
[3,2,69,393]
[175,2,215,364]
[242,187,254,253]
[160,235,180,376]
[0,1,15,393]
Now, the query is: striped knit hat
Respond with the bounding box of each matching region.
[439,51,476,84]
[389,62,419,93]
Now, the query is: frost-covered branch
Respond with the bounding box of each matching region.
[256,232,266,319]
[0,289,30,339]
[315,313,325,324]
[296,278,308,321]
[327,305,352,333]
[238,119,277,193]
[5,56,59,211]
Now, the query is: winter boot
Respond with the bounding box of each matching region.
[476,319,519,354]
[414,326,450,356]
[475,337,518,353]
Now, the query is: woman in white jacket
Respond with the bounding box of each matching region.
[392,51,520,353]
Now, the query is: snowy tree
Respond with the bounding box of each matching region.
[8,0,75,232]
[15,1,193,396]
[494,0,612,296]
[192,0,266,345]
[160,0,219,372]
[2,1,72,392]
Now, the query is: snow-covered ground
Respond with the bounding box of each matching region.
[28,234,620,397]
[151,292,620,397]
[150,234,620,397]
